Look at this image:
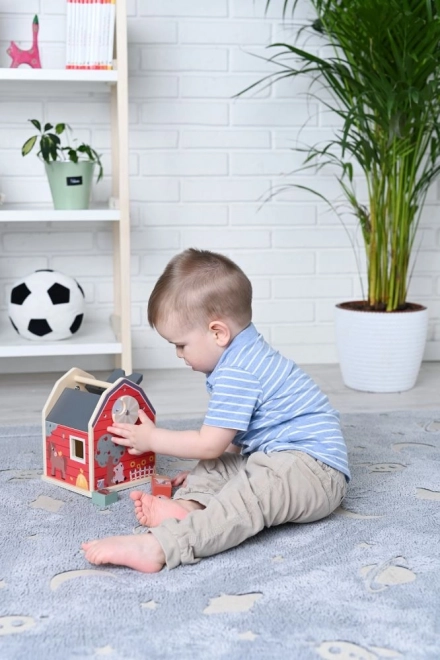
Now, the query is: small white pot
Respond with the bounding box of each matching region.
[335,302,428,393]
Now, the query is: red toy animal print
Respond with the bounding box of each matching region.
[48,441,67,480]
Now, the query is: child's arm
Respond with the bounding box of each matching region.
[108,409,236,460]
[225,443,241,454]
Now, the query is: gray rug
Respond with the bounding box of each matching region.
[1,412,440,660]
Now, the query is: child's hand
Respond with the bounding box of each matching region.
[107,409,154,455]
[171,471,190,487]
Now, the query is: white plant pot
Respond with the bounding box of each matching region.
[335,302,428,393]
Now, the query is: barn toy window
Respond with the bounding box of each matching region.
[70,436,86,464]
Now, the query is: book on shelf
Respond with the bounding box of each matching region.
[66,0,116,70]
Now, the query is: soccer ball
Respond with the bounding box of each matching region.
[8,269,85,341]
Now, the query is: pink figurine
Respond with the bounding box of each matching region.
[7,15,42,69]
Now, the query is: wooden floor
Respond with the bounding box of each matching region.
[1,362,439,426]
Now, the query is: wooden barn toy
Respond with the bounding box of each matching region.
[42,367,156,497]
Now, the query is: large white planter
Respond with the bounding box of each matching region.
[335,302,428,393]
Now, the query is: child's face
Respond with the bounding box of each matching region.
[156,317,224,374]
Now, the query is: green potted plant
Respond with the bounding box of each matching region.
[242,0,440,392]
[22,120,103,210]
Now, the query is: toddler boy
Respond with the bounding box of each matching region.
[83,248,350,572]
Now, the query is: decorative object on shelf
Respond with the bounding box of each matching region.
[21,120,103,210]
[43,367,156,498]
[8,269,85,342]
[7,14,42,69]
[66,0,116,70]
[243,0,439,392]
[44,160,97,210]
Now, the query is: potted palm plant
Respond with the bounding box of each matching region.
[22,120,103,210]
[244,0,440,392]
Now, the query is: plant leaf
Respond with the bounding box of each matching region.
[28,119,41,132]
[77,143,104,181]
[49,141,58,161]
[66,148,78,163]
[40,135,51,163]
[21,135,38,157]
[47,133,61,146]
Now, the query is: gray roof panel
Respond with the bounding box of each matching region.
[46,389,101,432]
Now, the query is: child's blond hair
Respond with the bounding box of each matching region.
[148,248,252,330]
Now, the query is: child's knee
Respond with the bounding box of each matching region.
[288,456,347,523]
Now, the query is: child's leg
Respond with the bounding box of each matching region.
[173,451,247,503]
[83,451,345,572]
[150,450,346,568]
[83,453,247,571]
[82,534,165,574]
[131,453,246,527]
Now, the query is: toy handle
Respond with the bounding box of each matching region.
[74,376,112,389]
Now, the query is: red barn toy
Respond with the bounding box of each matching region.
[42,367,156,497]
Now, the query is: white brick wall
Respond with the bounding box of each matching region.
[0,0,439,374]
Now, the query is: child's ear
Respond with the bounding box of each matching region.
[209,321,231,347]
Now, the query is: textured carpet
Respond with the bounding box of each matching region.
[1,412,440,660]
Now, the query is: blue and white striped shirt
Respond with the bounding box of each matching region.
[204,323,350,481]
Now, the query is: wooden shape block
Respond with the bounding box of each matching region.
[151,475,172,499]
[91,488,119,507]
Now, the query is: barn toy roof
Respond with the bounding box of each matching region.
[89,377,155,429]
[45,370,155,432]
[47,388,100,432]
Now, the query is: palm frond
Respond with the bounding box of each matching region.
[250,0,440,310]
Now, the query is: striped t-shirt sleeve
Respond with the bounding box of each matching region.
[204,367,262,431]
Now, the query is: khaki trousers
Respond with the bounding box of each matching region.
[150,450,347,569]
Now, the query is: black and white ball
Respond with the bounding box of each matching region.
[8,269,85,341]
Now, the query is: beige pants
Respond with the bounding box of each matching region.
[150,450,347,569]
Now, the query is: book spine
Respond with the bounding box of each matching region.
[90,0,97,69]
[79,0,86,69]
[71,0,78,68]
[101,0,108,70]
[101,0,110,70]
[99,0,107,69]
[96,0,102,69]
[85,0,92,69]
[84,0,91,69]
[108,0,116,70]
[66,0,72,68]
[76,0,82,68]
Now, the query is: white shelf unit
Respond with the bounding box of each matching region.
[0,0,132,372]
[0,321,121,358]
[0,68,118,83]
[0,204,120,223]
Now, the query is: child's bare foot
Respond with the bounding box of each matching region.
[130,490,189,527]
[82,533,165,573]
